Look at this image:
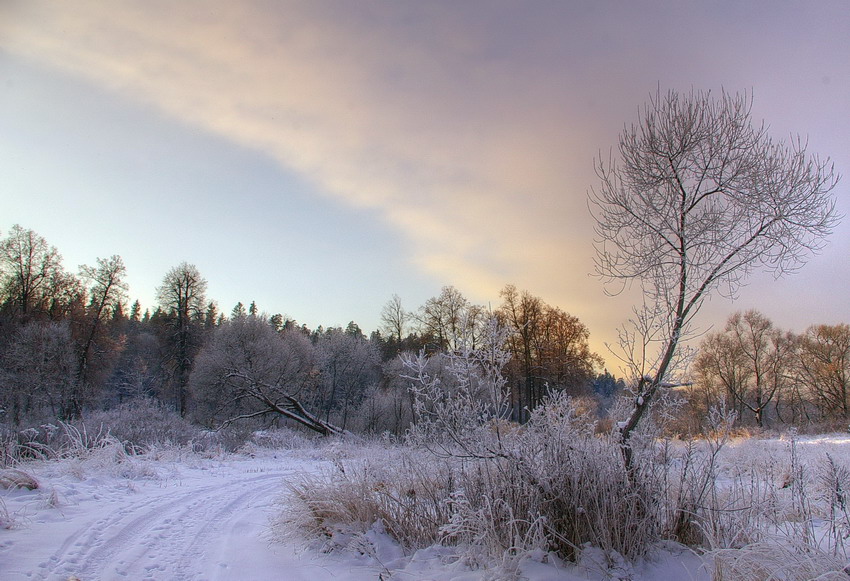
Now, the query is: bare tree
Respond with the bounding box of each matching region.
[590,89,839,468]
[795,323,850,421]
[190,315,342,435]
[380,294,408,341]
[0,225,65,318]
[381,295,410,341]
[67,255,128,419]
[417,285,477,351]
[694,310,791,428]
[156,262,207,417]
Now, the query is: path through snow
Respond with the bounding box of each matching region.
[0,450,382,581]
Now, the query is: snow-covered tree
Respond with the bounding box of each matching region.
[190,315,341,435]
[403,315,512,458]
[590,89,839,468]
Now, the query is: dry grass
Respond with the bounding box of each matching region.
[710,542,850,581]
[0,468,39,490]
[279,399,850,577]
[277,447,452,552]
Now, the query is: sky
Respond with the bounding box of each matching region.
[1,1,848,372]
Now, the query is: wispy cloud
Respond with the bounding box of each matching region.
[3,0,847,361]
[1,2,603,308]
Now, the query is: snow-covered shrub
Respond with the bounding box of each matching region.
[281,396,662,569]
[277,446,453,551]
[82,397,200,451]
[404,318,661,562]
[402,316,512,459]
[53,422,151,479]
[512,392,660,561]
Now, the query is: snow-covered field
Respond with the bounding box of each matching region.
[2,435,850,580]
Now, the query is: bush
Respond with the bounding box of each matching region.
[278,321,850,575]
[82,398,200,451]
[281,392,663,569]
[278,447,453,553]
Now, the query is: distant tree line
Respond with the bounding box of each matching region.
[4,224,844,436]
[0,224,606,433]
[684,309,850,432]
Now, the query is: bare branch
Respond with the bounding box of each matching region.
[589,88,840,469]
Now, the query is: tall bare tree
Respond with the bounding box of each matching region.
[66,255,128,419]
[380,294,408,341]
[0,225,65,319]
[590,89,839,468]
[417,285,477,351]
[156,262,207,416]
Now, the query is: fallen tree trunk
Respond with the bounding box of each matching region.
[217,372,345,436]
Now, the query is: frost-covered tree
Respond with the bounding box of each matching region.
[314,327,380,430]
[590,89,839,467]
[403,315,512,458]
[190,315,341,435]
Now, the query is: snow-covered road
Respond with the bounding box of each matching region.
[0,450,382,581]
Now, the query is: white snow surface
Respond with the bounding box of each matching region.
[1,445,709,581]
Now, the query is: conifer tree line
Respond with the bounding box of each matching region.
[1,223,847,434]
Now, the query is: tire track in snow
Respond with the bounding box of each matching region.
[171,478,281,579]
[38,471,291,581]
